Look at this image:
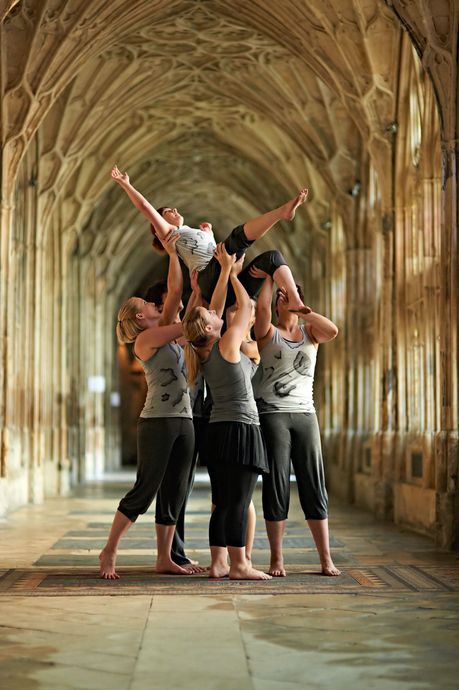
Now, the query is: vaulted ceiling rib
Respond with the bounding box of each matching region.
[2,0,450,294]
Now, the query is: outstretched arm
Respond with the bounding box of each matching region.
[303,312,339,344]
[158,232,183,326]
[209,243,236,317]
[185,270,202,313]
[111,165,174,240]
[219,258,252,362]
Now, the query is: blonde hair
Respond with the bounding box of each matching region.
[182,306,209,385]
[116,297,145,344]
[226,298,256,329]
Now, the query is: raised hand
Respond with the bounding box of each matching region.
[231,253,245,276]
[277,286,288,304]
[111,165,129,185]
[158,230,179,255]
[214,242,236,270]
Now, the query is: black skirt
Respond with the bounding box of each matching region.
[207,421,269,474]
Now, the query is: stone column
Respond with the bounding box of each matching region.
[436,139,458,548]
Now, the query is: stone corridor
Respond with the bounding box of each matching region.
[1,2,458,687]
[0,476,458,690]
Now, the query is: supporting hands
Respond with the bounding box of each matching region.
[213,242,236,272]
[272,285,312,315]
[249,265,269,280]
[279,287,311,315]
[157,230,180,256]
[230,253,245,276]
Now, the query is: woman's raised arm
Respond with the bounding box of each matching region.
[209,243,236,317]
[158,232,183,326]
[219,257,252,362]
[111,165,174,240]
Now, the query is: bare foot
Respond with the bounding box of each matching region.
[282,188,308,221]
[209,564,230,578]
[99,549,120,580]
[183,563,206,574]
[229,565,272,581]
[268,559,286,577]
[155,558,192,575]
[321,559,341,576]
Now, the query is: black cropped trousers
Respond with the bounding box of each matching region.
[260,412,328,522]
[118,417,194,523]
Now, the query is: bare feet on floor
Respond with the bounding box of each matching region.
[283,188,308,221]
[209,564,230,578]
[155,558,193,575]
[268,559,287,577]
[99,549,119,580]
[183,563,207,574]
[229,565,272,581]
[321,559,341,576]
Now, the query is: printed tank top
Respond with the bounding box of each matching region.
[253,326,317,414]
[138,342,192,419]
[176,225,217,273]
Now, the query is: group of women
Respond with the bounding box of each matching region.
[98,166,340,580]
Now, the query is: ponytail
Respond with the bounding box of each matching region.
[116,297,145,344]
[183,343,201,386]
[182,306,210,385]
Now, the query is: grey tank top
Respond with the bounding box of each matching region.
[200,342,259,425]
[253,326,317,414]
[138,342,192,419]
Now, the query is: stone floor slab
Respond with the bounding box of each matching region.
[0,478,458,690]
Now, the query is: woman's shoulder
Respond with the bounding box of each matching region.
[133,345,158,365]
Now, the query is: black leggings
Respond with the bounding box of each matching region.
[208,461,258,548]
[118,417,194,523]
[198,225,287,304]
[260,413,328,521]
[156,416,208,564]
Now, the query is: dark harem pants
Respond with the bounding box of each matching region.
[260,413,328,521]
[118,417,194,523]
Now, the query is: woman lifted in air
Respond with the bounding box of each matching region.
[111,165,309,311]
